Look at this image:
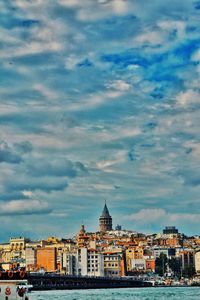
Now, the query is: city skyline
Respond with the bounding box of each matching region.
[0,202,198,243]
[0,0,200,240]
[0,203,196,243]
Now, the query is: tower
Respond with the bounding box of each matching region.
[99,202,112,232]
[77,223,87,247]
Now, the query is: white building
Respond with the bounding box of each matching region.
[106,230,138,237]
[61,252,76,275]
[76,248,104,277]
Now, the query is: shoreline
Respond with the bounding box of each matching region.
[30,285,200,292]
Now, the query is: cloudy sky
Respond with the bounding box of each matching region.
[0,0,200,241]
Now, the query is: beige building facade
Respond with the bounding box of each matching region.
[195,251,200,274]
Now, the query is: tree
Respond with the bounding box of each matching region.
[155,253,168,276]
[168,257,181,277]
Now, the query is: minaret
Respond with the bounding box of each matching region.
[99,202,112,232]
[77,223,86,247]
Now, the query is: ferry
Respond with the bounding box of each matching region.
[0,271,30,300]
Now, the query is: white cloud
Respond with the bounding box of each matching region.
[66,90,124,112]
[6,41,62,58]
[0,14,67,60]
[128,208,166,222]
[0,200,50,215]
[127,208,200,225]
[92,183,114,191]
[158,20,186,39]
[65,55,82,70]
[33,84,58,101]
[58,0,82,7]
[65,0,129,21]
[22,191,33,197]
[135,31,164,46]
[111,0,129,14]
[134,20,186,52]
[0,25,63,58]
[106,80,131,92]
[14,0,44,9]
[97,159,118,169]
[0,104,20,115]
[176,89,200,107]
[96,150,129,173]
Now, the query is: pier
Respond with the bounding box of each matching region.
[27,273,152,290]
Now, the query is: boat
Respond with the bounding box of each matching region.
[0,271,30,299]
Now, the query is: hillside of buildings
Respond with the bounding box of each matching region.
[0,204,200,284]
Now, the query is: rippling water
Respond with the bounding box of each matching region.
[29,287,200,300]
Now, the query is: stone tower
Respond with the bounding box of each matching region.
[99,203,112,232]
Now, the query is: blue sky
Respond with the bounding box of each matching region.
[0,0,200,240]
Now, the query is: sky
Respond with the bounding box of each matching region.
[0,0,200,241]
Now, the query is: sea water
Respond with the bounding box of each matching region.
[29,287,200,300]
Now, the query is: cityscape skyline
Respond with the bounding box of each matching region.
[0,202,199,243]
[0,0,200,240]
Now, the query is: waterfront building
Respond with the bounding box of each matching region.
[103,251,124,277]
[9,237,29,269]
[145,259,155,272]
[10,237,30,251]
[177,250,195,271]
[131,258,146,271]
[0,238,28,270]
[125,246,155,273]
[125,246,144,272]
[25,247,36,271]
[99,203,112,232]
[36,247,57,272]
[38,238,76,272]
[76,248,104,277]
[126,248,134,272]
[194,250,200,274]
[0,243,11,268]
[61,252,76,275]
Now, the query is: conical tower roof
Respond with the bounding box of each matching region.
[101,203,111,218]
